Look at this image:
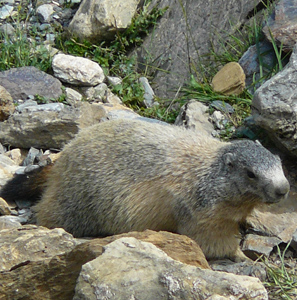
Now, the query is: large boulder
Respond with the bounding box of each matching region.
[68,0,141,42]
[135,0,262,98]
[252,43,297,156]
[74,237,268,300]
[0,66,63,101]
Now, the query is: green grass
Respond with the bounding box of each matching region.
[264,244,297,300]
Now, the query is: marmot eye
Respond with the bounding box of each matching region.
[247,170,256,179]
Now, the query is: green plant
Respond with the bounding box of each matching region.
[264,244,297,300]
[55,1,167,114]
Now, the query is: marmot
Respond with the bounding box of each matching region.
[1,119,290,261]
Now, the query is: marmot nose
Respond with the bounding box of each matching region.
[275,181,290,198]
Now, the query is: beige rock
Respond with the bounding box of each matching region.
[0,85,15,121]
[5,148,22,165]
[0,225,81,272]
[175,100,214,135]
[0,197,11,215]
[211,62,246,95]
[52,54,105,86]
[0,230,208,300]
[74,237,268,300]
[0,154,19,188]
[68,0,140,42]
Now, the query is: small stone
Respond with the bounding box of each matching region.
[104,89,122,105]
[0,23,15,36]
[139,76,155,108]
[211,62,246,95]
[65,87,83,106]
[15,100,38,113]
[22,147,42,166]
[107,76,122,86]
[36,4,55,23]
[5,149,22,165]
[210,100,234,114]
[0,216,22,230]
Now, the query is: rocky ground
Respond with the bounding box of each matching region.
[1,0,297,299]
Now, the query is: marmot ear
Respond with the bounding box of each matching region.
[223,152,236,167]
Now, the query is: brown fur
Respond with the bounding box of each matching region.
[4,119,290,261]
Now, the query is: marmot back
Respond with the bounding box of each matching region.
[3,119,291,261]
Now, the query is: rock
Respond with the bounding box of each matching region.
[0,226,80,272]
[0,102,107,149]
[263,0,297,52]
[238,41,287,93]
[0,197,11,215]
[0,230,208,300]
[139,76,155,107]
[0,4,14,19]
[210,100,235,114]
[242,234,282,259]
[68,0,140,42]
[4,148,22,165]
[135,0,262,98]
[247,192,297,244]
[175,100,214,135]
[0,85,15,121]
[211,62,246,95]
[210,260,267,282]
[80,83,108,101]
[65,87,82,106]
[0,216,22,230]
[0,154,19,188]
[0,66,63,101]
[252,43,297,156]
[0,23,15,36]
[107,76,122,86]
[104,89,122,105]
[52,54,105,86]
[36,4,55,23]
[74,237,268,300]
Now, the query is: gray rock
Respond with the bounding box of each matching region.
[0,5,13,19]
[68,0,140,42]
[135,0,263,98]
[210,260,267,282]
[52,54,105,86]
[0,154,19,188]
[0,102,107,149]
[74,237,268,300]
[0,66,63,101]
[36,4,55,23]
[0,23,15,35]
[65,87,82,106]
[252,43,297,156]
[263,0,297,51]
[0,216,22,230]
[15,100,38,112]
[239,41,282,93]
[175,100,214,135]
[22,147,42,166]
[107,76,122,86]
[242,234,282,259]
[139,76,155,107]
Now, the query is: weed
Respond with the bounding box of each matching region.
[264,244,297,300]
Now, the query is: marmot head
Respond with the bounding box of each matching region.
[222,140,290,204]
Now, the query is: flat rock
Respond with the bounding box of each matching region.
[252,43,297,156]
[247,192,297,243]
[0,66,63,101]
[263,0,297,51]
[52,54,105,86]
[0,102,107,149]
[211,62,246,95]
[74,237,268,300]
[242,234,282,259]
[68,0,140,42]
